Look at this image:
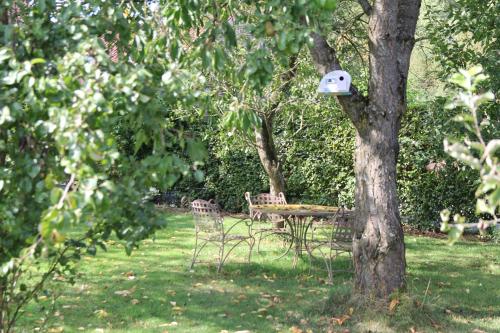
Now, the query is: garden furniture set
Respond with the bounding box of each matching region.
[189,193,353,283]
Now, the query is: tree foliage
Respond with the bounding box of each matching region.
[0,0,210,329]
[0,0,348,328]
[440,66,498,244]
[426,0,499,94]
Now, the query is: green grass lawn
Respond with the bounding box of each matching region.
[17,210,500,333]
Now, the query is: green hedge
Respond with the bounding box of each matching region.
[176,97,477,230]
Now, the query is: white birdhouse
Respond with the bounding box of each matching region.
[317,70,351,96]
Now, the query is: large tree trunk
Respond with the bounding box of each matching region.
[255,116,286,195]
[309,0,421,298]
[352,121,406,296]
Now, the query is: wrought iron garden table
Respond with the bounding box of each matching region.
[250,204,342,267]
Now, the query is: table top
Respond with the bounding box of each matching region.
[251,204,342,217]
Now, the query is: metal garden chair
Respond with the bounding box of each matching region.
[190,199,254,272]
[244,192,290,253]
[306,208,353,284]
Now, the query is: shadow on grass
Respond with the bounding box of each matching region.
[16,211,500,333]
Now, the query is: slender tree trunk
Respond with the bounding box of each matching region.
[255,116,286,228]
[309,0,421,298]
[253,55,298,197]
[255,116,286,195]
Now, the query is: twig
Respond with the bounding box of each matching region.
[448,221,499,228]
[57,174,75,209]
[422,278,431,307]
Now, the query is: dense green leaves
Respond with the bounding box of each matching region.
[426,0,499,95]
[440,66,499,244]
[0,1,216,329]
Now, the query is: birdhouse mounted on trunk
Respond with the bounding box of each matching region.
[317,70,352,96]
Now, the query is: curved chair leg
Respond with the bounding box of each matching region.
[256,230,276,253]
[190,232,201,269]
[248,237,255,263]
[190,232,199,269]
[273,238,294,260]
[257,230,265,253]
[220,238,250,271]
[190,238,209,269]
[254,229,293,259]
[217,242,225,273]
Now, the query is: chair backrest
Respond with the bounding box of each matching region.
[332,209,353,243]
[245,192,287,206]
[191,199,223,233]
[244,192,287,222]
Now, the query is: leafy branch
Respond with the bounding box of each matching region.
[440,65,499,244]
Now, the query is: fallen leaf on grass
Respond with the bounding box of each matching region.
[332,315,350,326]
[430,320,441,329]
[437,281,451,288]
[472,329,486,333]
[388,298,399,313]
[257,308,268,315]
[263,274,274,282]
[172,306,183,313]
[48,327,64,333]
[131,299,140,305]
[257,297,272,307]
[114,287,135,297]
[289,326,303,333]
[94,309,108,318]
[158,322,178,327]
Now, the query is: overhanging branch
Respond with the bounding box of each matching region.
[308,32,368,124]
[357,0,373,16]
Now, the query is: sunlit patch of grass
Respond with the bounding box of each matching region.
[16,210,500,333]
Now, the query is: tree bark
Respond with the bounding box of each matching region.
[352,120,405,297]
[254,115,286,228]
[309,0,421,298]
[255,115,286,195]
[253,55,297,197]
